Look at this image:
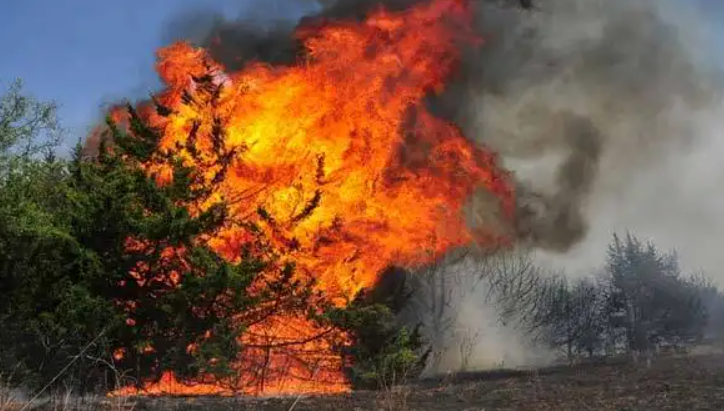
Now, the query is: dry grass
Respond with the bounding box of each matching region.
[5,350,724,411]
[0,372,22,411]
[0,392,136,411]
[374,385,412,411]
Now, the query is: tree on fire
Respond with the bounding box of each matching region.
[0,80,318,392]
[0,78,421,394]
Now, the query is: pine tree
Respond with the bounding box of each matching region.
[323,268,425,390]
[0,97,280,391]
[603,233,706,355]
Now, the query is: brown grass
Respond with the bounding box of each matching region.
[6,351,724,411]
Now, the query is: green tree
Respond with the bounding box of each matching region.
[0,79,60,170]
[0,79,71,388]
[603,233,705,355]
[324,268,425,390]
[0,80,308,393]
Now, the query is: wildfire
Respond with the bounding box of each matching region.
[110,0,514,396]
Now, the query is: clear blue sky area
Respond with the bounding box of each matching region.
[0,0,722,153]
[0,0,316,152]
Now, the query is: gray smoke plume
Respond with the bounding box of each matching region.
[161,7,300,69]
[459,0,720,255]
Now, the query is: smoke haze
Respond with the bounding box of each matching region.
[444,0,724,369]
[458,0,723,279]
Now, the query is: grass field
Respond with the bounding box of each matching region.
[6,351,724,411]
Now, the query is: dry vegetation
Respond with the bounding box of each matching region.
[7,350,724,411]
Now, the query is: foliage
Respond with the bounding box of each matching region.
[604,233,706,352]
[531,233,710,360]
[325,290,425,390]
[0,79,60,173]
[0,83,274,392]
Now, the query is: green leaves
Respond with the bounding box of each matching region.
[0,86,273,392]
[0,79,61,168]
[325,297,424,390]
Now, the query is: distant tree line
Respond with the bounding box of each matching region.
[537,234,715,362]
[406,233,724,373]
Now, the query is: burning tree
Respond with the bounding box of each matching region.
[0,83,300,393]
[1,0,517,396]
[108,0,516,395]
[116,0,516,394]
[97,0,516,395]
[105,106,334,394]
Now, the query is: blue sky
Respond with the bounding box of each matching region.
[0,0,722,153]
[0,0,316,152]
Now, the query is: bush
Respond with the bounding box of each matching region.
[325,288,425,390]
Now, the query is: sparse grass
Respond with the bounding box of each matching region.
[375,385,411,411]
[0,348,138,411]
[5,351,724,411]
[0,372,21,411]
[0,391,137,411]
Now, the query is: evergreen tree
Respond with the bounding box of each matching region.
[603,233,705,354]
[0,82,297,391]
[324,268,425,390]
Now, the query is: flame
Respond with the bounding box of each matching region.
[110,0,514,396]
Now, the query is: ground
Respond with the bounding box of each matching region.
[9,351,724,411]
[118,351,724,411]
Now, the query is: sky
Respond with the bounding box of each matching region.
[0,0,723,153]
[0,0,317,153]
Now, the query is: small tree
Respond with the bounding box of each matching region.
[326,304,421,390]
[689,273,724,341]
[0,84,306,392]
[602,233,706,358]
[324,279,424,390]
[570,278,607,357]
[540,276,607,360]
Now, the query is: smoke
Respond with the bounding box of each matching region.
[400,246,557,375]
[157,0,722,256]
[449,0,718,255]
[457,0,724,281]
[158,0,325,71]
[315,0,722,371]
[441,0,724,371]
[429,293,554,373]
[451,0,723,370]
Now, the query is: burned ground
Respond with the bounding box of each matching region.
[79,351,724,411]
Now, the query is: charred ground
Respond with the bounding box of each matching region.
[26,350,724,411]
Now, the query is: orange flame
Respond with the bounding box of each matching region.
[111,0,514,396]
